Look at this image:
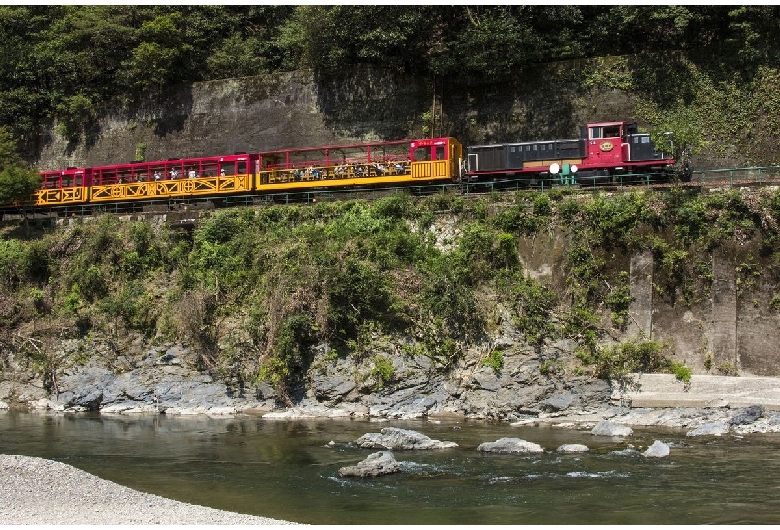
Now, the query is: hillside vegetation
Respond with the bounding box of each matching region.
[3,6,780,166]
[3,187,780,399]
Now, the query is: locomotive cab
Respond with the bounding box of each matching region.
[583,121,668,164]
[583,122,625,166]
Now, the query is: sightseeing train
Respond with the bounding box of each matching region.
[27,120,677,211]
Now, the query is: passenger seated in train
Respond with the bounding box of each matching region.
[154,171,162,181]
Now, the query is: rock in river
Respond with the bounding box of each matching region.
[643,440,670,458]
[338,451,401,478]
[591,420,633,437]
[686,421,730,437]
[354,427,458,450]
[477,438,544,454]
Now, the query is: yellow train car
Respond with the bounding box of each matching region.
[255,137,462,192]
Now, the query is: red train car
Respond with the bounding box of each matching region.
[35,154,255,207]
[32,137,464,208]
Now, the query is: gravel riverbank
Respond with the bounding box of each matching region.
[0,454,297,525]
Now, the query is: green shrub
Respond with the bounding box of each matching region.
[669,361,692,383]
[583,339,669,380]
[605,271,634,328]
[369,355,395,389]
[482,349,504,373]
[258,312,316,397]
[539,359,563,376]
[497,271,558,346]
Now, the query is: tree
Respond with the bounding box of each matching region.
[0,166,40,206]
[0,127,40,206]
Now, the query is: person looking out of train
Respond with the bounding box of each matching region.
[220,168,226,176]
[154,171,161,181]
[170,168,179,179]
[188,168,197,179]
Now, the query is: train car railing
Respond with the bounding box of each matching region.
[35,186,88,206]
[694,166,780,187]
[259,160,412,185]
[411,160,450,179]
[89,175,253,202]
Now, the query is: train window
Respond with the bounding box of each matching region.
[221,162,235,176]
[237,161,246,174]
[591,125,621,139]
[435,146,445,160]
[414,147,431,161]
[102,170,115,184]
[76,175,82,186]
[201,161,218,176]
[118,169,133,183]
[525,145,530,152]
[150,165,165,180]
[533,145,538,151]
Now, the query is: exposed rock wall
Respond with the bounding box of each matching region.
[33,65,642,172]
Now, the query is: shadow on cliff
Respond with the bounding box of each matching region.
[151,86,194,138]
[313,64,588,144]
[120,85,194,139]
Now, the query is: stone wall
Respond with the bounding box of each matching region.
[627,247,780,376]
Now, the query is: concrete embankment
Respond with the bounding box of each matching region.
[613,373,780,411]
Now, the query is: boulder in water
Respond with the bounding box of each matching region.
[686,421,729,437]
[643,440,670,458]
[354,427,458,450]
[338,451,401,478]
[591,420,633,437]
[477,438,544,454]
[557,443,589,453]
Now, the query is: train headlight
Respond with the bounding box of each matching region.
[571,165,578,173]
[549,163,560,174]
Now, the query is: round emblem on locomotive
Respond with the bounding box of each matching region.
[600,141,614,152]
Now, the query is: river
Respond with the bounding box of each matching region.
[1,411,779,524]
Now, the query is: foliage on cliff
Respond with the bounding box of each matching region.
[3,5,780,164]
[0,127,39,206]
[3,186,780,397]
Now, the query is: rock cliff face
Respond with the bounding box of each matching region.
[33,65,643,172]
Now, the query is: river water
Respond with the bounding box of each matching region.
[1,411,779,524]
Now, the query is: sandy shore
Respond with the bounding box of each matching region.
[0,454,297,525]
